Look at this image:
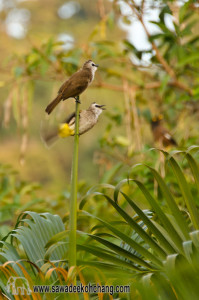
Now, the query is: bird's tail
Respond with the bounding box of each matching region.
[45,94,62,114]
[42,131,59,148]
[40,121,74,148]
[40,119,59,148]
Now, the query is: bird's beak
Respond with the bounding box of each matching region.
[98,104,106,110]
[95,64,99,68]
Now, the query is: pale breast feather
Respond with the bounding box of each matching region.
[164,133,172,140]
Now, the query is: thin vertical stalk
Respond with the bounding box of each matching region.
[130,88,142,151]
[123,79,133,155]
[69,96,80,268]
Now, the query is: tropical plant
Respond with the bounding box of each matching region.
[0,164,45,238]
[78,147,199,299]
[1,148,199,299]
[1,1,199,299]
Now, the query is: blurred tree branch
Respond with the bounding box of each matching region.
[129,0,193,95]
[1,0,199,167]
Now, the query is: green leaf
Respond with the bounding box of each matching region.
[132,180,184,254]
[185,153,199,195]
[100,163,123,183]
[77,244,140,271]
[146,165,190,240]
[179,2,193,23]
[8,212,67,267]
[177,52,199,67]
[104,195,167,259]
[80,211,162,267]
[168,156,199,230]
[79,184,115,209]
[121,192,176,255]
[87,234,154,270]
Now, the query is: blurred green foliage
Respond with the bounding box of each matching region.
[1,0,199,192]
[1,149,199,299]
[0,0,199,298]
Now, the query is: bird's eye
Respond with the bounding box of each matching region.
[92,63,95,66]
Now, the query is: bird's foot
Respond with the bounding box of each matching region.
[74,97,81,104]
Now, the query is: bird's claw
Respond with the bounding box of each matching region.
[75,97,81,104]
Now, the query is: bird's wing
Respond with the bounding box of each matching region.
[58,69,81,94]
[63,112,76,124]
[163,132,177,145]
[58,81,66,94]
[60,70,92,99]
[63,110,82,126]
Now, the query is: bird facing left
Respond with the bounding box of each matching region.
[45,60,99,114]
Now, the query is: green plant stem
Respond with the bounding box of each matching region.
[69,96,80,269]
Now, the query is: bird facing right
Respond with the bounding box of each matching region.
[45,60,99,114]
[42,102,105,147]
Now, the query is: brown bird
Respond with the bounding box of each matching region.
[45,60,99,114]
[151,115,177,148]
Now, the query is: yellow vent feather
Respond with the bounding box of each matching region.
[58,123,74,138]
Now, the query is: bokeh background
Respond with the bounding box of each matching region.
[1,2,199,299]
[1,0,199,226]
